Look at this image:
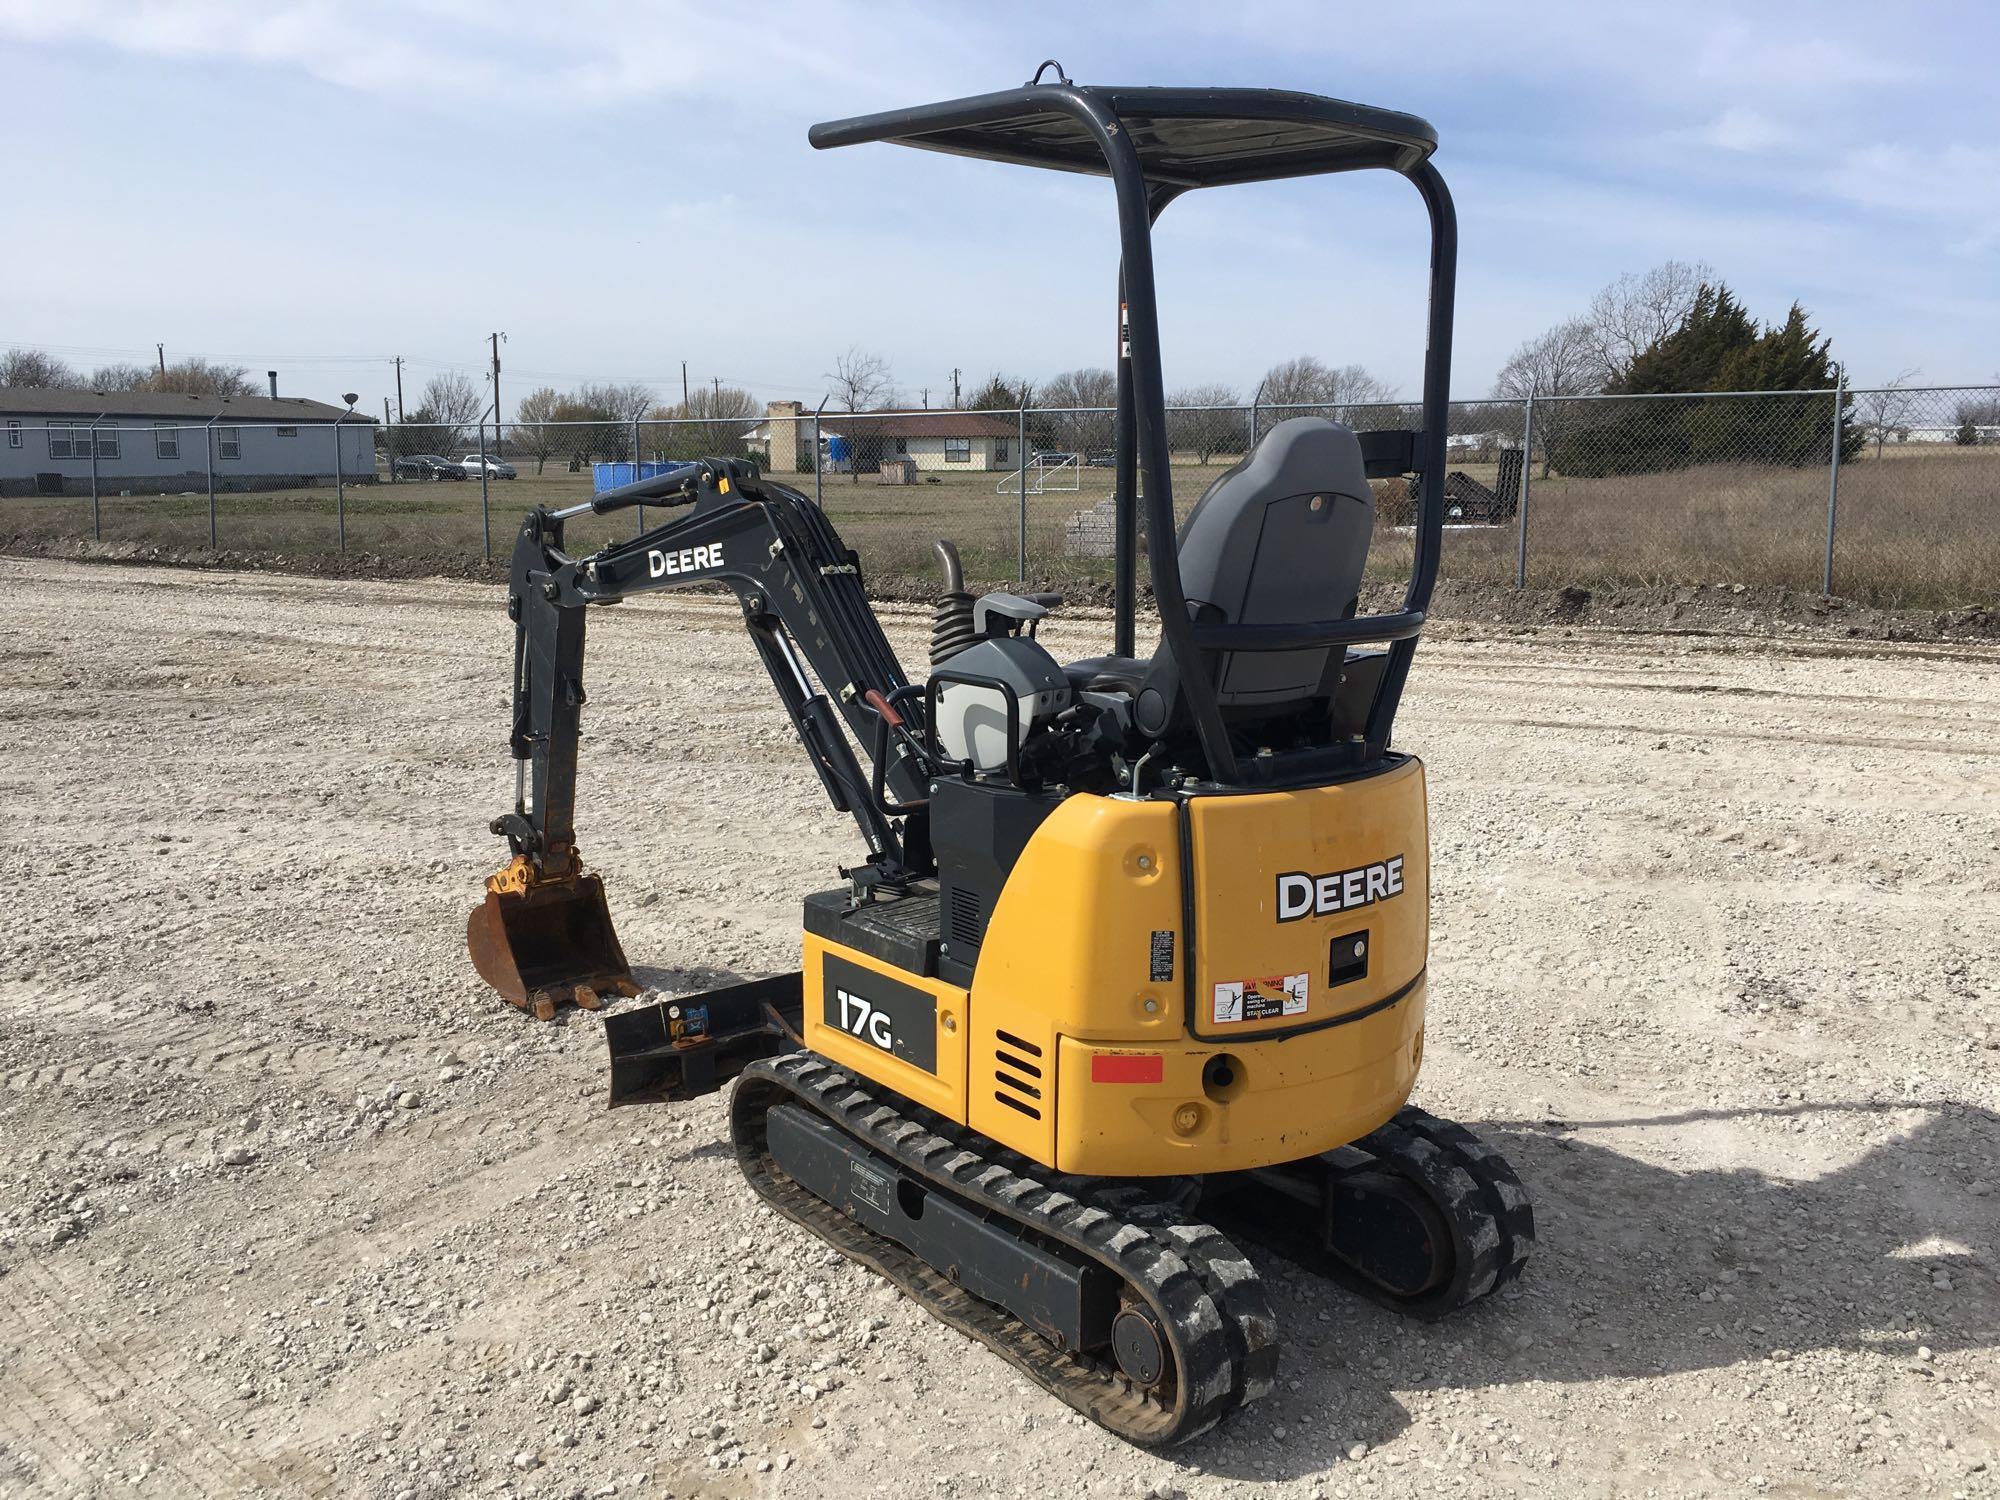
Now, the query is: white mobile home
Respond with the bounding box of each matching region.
[0,388,377,497]
[741,402,1019,475]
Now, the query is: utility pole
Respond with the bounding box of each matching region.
[682,361,690,407]
[383,396,391,425]
[156,343,166,380]
[393,356,405,421]
[951,368,961,408]
[489,333,505,436]
[712,375,721,403]
[919,387,929,409]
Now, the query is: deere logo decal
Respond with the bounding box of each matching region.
[1275,856,1405,922]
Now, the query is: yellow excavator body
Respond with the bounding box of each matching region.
[802,758,1428,1176]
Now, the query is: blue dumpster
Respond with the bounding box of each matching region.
[592,461,686,493]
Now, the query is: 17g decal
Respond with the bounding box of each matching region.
[832,986,895,1051]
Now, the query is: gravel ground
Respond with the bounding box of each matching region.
[0,556,1994,1500]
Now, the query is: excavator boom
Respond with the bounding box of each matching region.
[469,459,936,1018]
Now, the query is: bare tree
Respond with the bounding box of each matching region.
[576,380,656,424]
[1258,357,1396,417]
[1167,383,1242,464]
[653,384,761,461]
[824,352,896,488]
[1581,259,1713,386]
[412,371,484,453]
[825,347,895,412]
[89,362,153,391]
[0,348,82,388]
[1038,367,1117,457]
[1856,369,1924,458]
[1492,316,1601,475]
[152,357,256,398]
[964,373,1033,411]
[512,385,564,474]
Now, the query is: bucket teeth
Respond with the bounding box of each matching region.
[467,850,636,1021]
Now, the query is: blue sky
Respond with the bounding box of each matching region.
[2,1,1994,415]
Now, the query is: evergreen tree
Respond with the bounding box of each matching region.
[1555,283,1852,475]
[1616,284,1759,394]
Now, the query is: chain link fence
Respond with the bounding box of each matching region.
[2,387,1994,606]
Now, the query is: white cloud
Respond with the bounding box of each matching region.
[0,0,964,106]
[1693,23,1923,92]
[1702,107,1800,154]
[1832,142,2000,255]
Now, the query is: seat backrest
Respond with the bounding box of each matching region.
[1133,416,1375,740]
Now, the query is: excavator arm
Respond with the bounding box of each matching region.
[469,459,937,1018]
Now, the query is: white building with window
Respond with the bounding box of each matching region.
[0,388,377,497]
[740,403,1019,475]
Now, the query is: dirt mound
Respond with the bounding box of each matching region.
[6,531,1994,645]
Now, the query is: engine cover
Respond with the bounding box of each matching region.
[932,636,1071,772]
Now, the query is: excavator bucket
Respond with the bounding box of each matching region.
[467,857,640,1021]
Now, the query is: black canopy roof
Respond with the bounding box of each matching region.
[809,83,1437,189]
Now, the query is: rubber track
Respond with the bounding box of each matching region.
[1390,1105,1535,1291]
[1341,1104,1535,1317]
[1085,1184,1281,1412]
[730,1054,1264,1445]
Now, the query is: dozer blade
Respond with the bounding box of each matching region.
[467,859,640,1021]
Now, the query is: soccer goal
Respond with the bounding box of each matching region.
[996,451,1083,494]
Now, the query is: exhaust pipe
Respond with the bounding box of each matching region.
[929,539,976,665]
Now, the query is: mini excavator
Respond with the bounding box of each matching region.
[468,68,1532,1445]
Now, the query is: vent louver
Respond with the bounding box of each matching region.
[993,1029,1044,1119]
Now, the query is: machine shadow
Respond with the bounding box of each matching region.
[1176,1099,1997,1482]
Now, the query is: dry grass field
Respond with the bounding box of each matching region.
[1,442,1993,606]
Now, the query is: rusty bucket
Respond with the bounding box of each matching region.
[467,858,639,1020]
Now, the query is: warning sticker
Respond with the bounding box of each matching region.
[1212,981,1244,1024]
[1149,930,1175,983]
[1212,973,1310,1025]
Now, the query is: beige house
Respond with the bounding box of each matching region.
[743,401,1017,475]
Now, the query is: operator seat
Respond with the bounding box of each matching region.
[1065,416,1382,749]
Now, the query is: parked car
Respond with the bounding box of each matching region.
[394,454,467,480]
[460,454,518,479]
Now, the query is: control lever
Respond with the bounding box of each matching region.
[973,590,1064,638]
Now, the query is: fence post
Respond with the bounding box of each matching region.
[1821,377,1844,595]
[812,403,824,508]
[205,422,217,548]
[632,418,645,537]
[1017,402,1029,583]
[478,421,492,562]
[334,415,346,553]
[1514,392,1535,588]
[88,414,102,541]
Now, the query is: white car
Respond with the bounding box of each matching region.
[459,454,518,479]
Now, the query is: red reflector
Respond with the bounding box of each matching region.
[1091,1052,1164,1085]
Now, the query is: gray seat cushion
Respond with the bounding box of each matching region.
[1135,416,1376,739]
[1061,655,1149,695]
